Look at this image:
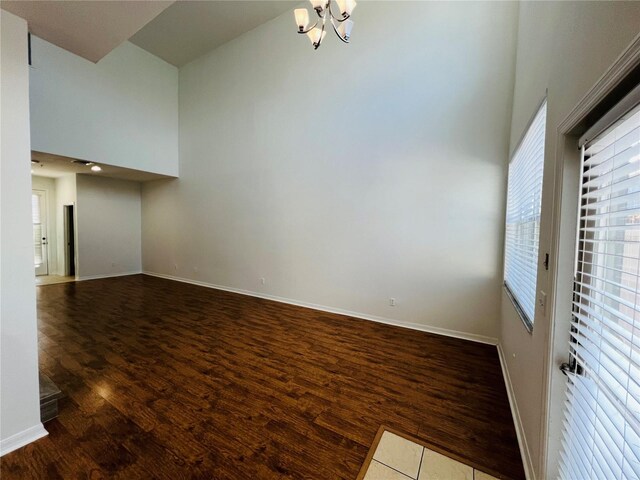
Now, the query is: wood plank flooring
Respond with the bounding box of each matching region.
[1,275,524,479]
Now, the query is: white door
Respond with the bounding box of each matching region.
[32,190,48,276]
[560,101,640,478]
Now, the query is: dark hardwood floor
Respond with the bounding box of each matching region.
[1,275,524,479]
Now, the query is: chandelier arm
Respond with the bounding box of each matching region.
[313,0,328,18]
[330,17,349,43]
[297,18,320,35]
[312,7,327,49]
[329,10,351,22]
[326,0,350,22]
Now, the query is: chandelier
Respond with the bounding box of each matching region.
[294,0,357,50]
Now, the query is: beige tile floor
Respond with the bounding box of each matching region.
[361,430,501,480]
[36,275,76,286]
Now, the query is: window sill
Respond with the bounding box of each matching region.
[503,283,534,334]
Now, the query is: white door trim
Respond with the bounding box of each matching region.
[32,188,49,276]
[540,31,640,479]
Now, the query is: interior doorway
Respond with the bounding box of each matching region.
[31,172,77,286]
[63,204,75,277]
[32,189,49,276]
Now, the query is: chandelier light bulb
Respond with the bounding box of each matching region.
[335,0,347,16]
[306,27,326,48]
[345,0,357,16]
[309,0,325,12]
[294,9,309,31]
[306,27,320,45]
[338,19,354,41]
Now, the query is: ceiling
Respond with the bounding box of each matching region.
[0,1,173,63]
[31,151,172,183]
[129,1,296,67]
[1,0,297,67]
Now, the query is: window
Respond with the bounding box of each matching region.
[560,93,640,480]
[504,101,547,330]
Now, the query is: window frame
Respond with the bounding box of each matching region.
[503,98,548,333]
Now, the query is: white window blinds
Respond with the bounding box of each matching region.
[504,101,547,327]
[560,102,640,480]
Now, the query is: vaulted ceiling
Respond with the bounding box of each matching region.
[0,0,173,63]
[129,1,296,67]
[1,0,297,67]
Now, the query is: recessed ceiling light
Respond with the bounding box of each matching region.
[71,160,93,166]
[91,165,102,172]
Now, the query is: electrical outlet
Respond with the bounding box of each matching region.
[173,263,178,271]
[260,277,266,285]
[389,298,396,307]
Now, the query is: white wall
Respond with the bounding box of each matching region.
[142,1,519,341]
[55,174,77,276]
[29,37,179,177]
[0,10,47,454]
[500,2,640,478]
[76,175,142,279]
[31,176,58,275]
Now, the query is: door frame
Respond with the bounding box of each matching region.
[63,204,76,277]
[32,188,49,276]
[540,34,640,479]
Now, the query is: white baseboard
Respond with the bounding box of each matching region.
[142,271,499,346]
[0,423,48,457]
[497,343,534,480]
[76,271,142,281]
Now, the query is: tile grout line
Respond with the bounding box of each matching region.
[373,459,417,480]
[376,426,506,480]
[374,439,494,480]
[416,446,425,480]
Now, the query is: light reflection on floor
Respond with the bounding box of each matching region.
[36,275,76,286]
